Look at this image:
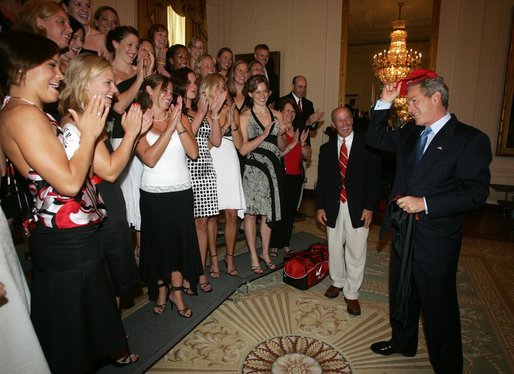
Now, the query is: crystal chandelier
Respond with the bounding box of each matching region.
[372,2,422,127]
[372,2,422,85]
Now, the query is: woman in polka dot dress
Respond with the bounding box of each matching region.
[172,67,226,293]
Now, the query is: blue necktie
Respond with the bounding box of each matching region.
[415,127,432,164]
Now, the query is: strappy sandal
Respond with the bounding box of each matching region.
[153,282,169,315]
[284,247,293,255]
[182,279,198,296]
[169,286,192,318]
[259,255,276,270]
[225,253,238,276]
[270,248,278,257]
[113,353,139,367]
[199,282,213,293]
[209,254,220,279]
[251,264,263,274]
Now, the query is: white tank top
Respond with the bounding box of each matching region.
[140,130,191,192]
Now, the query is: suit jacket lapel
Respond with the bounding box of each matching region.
[405,126,423,176]
[329,138,339,173]
[347,133,363,174]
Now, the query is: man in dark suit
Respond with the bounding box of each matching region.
[280,75,324,133]
[316,106,379,315]
[366,70,492,373]
[254,44,280,105]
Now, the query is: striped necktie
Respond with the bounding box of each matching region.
[339,139,348,203]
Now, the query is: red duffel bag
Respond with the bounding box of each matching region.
[283,243,329,290]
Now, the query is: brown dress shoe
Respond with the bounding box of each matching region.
[324,285,341,298]
[345,298,361,315]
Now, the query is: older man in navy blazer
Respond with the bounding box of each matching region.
[316,106,379,316]
[366,70,492,373]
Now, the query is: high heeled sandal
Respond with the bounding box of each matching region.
[225,253,238,276]
[199,282,213,293]
[169,286,192,318]
[251,264,263,274]
[113,353,140,367]
[153,282,169,315]
[269,248,278,257]
[182,280,198,296]
[209,254,220,279]
[284,247,293,255]
[259,255,276,270]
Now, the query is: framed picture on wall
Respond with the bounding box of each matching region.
[497,10,514,156]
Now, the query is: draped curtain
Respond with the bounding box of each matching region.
[137,0,207,46]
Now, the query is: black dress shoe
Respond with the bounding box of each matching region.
[370,341,416,357]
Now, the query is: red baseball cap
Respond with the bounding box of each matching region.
[398,69,439,96]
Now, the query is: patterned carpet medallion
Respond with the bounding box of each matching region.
[148,222,514,373]
[242,335,351,373]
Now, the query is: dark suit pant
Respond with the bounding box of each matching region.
[389,239,463,373]
[270,174,303,248]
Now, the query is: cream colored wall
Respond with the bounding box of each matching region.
[437,0,514,202]
[97,0,514,199]
[92,0,137,28]
[207,0,343,189]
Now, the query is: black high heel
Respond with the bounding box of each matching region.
[209,254,220,278]
[259,255,276,270]
[182,280,198,296]
[169,286,192,318]
[153,282,169,315]
[225,253,238,276]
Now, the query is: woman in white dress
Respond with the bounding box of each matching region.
[203,74,245,277]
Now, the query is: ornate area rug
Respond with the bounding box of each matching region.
[148,219,514,373]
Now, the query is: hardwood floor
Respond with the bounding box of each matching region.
[298,189,514,242]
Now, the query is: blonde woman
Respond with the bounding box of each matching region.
[172,68,225,293]
[188,36,205,70]
[194,54,216,84]
[14,0,72,50]
[59,54,152,310]
[202,74,245,277]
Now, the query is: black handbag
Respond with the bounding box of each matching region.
[0,159,34,223]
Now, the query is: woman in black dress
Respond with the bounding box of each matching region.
[0,31,140,372]
[107,26,154,259]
